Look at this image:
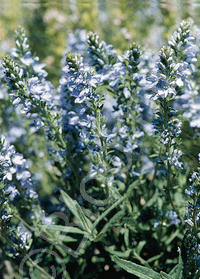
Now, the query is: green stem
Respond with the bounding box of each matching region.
[27,256,53,279]
[15,214,35,232]
[166,160,176,212]
[91,196,125,233]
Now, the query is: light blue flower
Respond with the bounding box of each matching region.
[169,210,180,225]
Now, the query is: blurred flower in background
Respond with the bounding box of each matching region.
[1,0,200,86]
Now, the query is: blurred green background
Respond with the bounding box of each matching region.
[1,0,200,85]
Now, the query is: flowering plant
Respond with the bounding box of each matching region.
[1,21,200,278]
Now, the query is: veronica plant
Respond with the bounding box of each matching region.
[181,157,200,279]
[1,20,200,279]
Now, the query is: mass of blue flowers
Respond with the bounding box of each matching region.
[1,20,200,278]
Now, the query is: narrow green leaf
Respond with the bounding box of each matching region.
[147,252,164,263]
[124,226,129,248]
[61,190,93,233]
[169,265,178,277]
[98,209,125,235]
[91,196,125,232]
[168,249,183,278]
[175,248,183,279]
[160,271,174,279]
[165,230,180,246]
[127,179,142,196]
[75,203,93,233]
[55,235,77,243]
[40,224,88,236]
[135,240,146,255]
[93,232,104,242]
[106,247,131,258]
[112,256,160,279]
[60,190,79,219]
[132,250,151,268]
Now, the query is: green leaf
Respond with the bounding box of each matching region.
[169,265,178,277]
[106,247,131,258]
[91,196,125,232]
[175,248,183,279]
[55,235,77,243]
[75,203,93,234]
[61,190,93,233]
[40,224,89,236]
[95,84,115,95]
[112,256,160,279]
[124,226,129,248]
[135,240,146,255]
[60,190,79,219]
[98,209,125,236]
[165,229,180,246]
[127,179,142,196]
[93,232,104,242]
[160,271,174,279]
[147,253,164,263]
[132,250,151,268]
[168,248,183,279]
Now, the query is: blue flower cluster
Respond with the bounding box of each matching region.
[0,135,37,201]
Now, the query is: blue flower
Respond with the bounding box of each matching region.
[169,210,180,225]
[17,222,32,250]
